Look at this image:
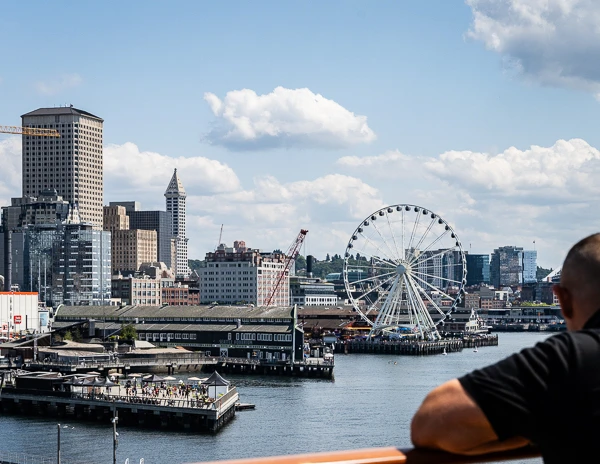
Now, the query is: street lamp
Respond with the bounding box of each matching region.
[111,408,119,464]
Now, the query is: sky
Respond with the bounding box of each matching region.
[1,0,600,269]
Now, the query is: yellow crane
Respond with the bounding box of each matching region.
[0,126,60,137]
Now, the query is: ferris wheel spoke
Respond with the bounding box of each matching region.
[409,272,456,303]
[370,218,401,263]
[410,247,454,268]
[412,217,437,253]
[385,211,403,262]
[349,271,397,286]
[370,255,397,269]
[403,275,425,338]
[414,229,451,262]
[401,209,406,260]
[406,210,421,261]
[405,274,441,339]
[353,273,397,303]
[358,232,397,264]
[414,282,449,316]
[412,271,463,286]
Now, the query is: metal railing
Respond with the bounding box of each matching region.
[70,388,238,411]
[192,445,541,464]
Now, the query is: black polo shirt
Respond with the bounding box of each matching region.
[459,312,600,464]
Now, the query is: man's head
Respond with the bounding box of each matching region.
[554,233,600,330]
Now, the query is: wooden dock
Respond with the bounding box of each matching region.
[0,385,239,433]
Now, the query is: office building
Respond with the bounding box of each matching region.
[199,241,289,306]
[110,203,174,272]
[165,169,190,278]
[465,254,491,286]
[522,250,537,283]
[490,246,523,288]
[111,274,161,306]
[290,276,338,306]
[51,224,111,306]
[21,107,104,228]
[103,206,157,274]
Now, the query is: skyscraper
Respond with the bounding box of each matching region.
[465,254,491,286]
[490,246,523,288]
[165,169,190,277]
[522,250,538,283]
[21,107,104,228]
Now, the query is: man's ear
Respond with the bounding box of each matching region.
[554,284,573,320]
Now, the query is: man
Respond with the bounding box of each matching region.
[411,233,600,463]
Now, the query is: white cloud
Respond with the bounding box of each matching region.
[203,86,376,149]
[337,139,600,267]
[466,0,600,96]
[104,142,241,204]
[34,73,83,96]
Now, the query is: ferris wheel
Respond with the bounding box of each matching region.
[343,205,466,341]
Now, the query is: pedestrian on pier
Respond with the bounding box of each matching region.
[411,233,600,464]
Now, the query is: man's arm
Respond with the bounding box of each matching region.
[411,379,530,455]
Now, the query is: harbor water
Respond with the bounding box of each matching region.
[0,333,548,464]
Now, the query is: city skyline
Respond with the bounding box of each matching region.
[2,2,600,268]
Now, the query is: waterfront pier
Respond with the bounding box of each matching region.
[335,335,498,355]
[0,372,239,433]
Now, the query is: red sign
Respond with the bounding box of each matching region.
[13,315,21,324]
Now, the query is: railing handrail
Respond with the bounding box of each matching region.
[191,445,541,464]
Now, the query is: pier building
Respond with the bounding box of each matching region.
[53,304,304,362]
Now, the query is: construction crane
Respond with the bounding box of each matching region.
[0,126,60,137]
[264,229,308,307]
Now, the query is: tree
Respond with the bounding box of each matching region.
[120,323,137,342]
[326,253,331,262]
[536,266,553,281]
[188,259,206,272]
[295,254,307,271]
[63,330,73,341]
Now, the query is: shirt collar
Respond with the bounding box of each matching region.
[583,309,600,329]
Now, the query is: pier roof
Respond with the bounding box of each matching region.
[56,304,295,321]
[54,320,293,333]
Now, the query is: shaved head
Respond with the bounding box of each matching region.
[557,233,600,329]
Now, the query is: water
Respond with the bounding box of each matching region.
[0,333,548,463]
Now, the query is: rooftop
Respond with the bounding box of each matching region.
[21,107,103,121]
[55,304,295,320]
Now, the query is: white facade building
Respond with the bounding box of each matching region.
[200,243,289,306]
[21,107,104,228]
[165,169,190,278]
[0,292,47,338]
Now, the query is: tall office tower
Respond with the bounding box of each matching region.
[165,169,190,278]
[465,254,491,286]
[21,107,104,228]
[522,250,538,283]
[490,246,523,288]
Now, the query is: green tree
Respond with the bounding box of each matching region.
[536,266,553,281]
[295,255,307,271]
[120,323,137,342]
[63,330,73,341]
[188,259,206,272]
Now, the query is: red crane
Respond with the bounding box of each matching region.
[264,229,308,307]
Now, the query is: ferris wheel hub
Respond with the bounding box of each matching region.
[396,263,410,276]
